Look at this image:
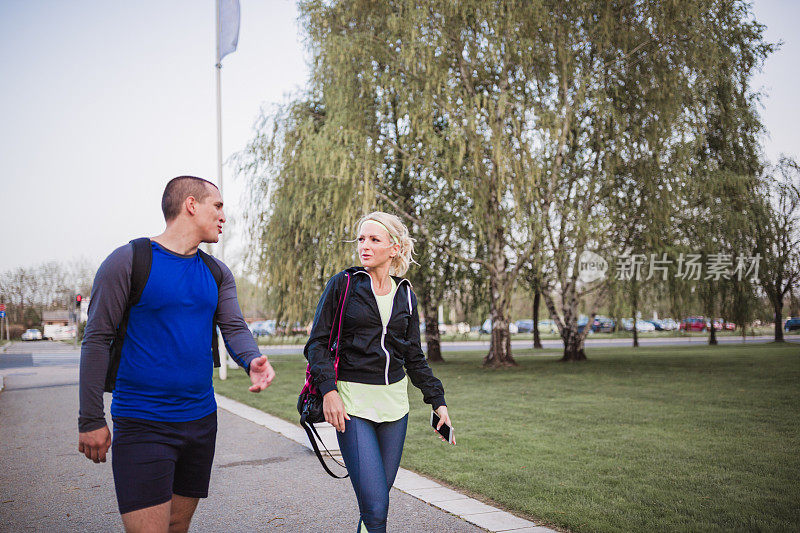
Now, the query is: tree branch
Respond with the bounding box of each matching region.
[375,191,491,268]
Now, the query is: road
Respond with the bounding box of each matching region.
[1,340,83,369]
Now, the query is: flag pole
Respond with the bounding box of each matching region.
[216,0,229,380]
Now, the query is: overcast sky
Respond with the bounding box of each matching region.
[1,1,797,278]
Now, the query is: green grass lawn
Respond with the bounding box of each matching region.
[214,343,800,532]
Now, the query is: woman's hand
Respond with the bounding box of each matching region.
[434,405,455,444]
[323,390,350,432]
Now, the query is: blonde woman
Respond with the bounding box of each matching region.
[303,212,452,533]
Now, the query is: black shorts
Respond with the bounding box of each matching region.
[111,411,217,514]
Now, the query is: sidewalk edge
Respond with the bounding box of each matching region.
[214,393,558,533]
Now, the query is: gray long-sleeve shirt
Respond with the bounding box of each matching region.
[78,241,261,432]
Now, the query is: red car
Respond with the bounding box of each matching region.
[680,317,707,332]
[712,318,736,331]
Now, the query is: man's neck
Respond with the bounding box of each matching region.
[152,224,202,256]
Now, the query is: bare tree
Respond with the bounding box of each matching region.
[755,157,800,342]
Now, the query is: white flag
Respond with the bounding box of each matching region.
[217,0,240,63]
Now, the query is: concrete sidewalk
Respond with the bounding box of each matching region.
[0,367,550,532]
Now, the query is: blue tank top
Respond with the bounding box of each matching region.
[110,242,218,421]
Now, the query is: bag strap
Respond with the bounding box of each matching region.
[307,271,350,392]
[104,237,152,392]
[300,413,349,478]
[129,238,153,306]
[303,272,351,479]
[197,249,223,368]
[332,273,351,376]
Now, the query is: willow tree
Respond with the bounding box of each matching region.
[524,0,775,360]
[294,0,483,362]
[678,0,774,345]
[293,0,546,366]
[241,0,774,365]
[236,99,374,323]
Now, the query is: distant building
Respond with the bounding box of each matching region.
[42,310,70,327]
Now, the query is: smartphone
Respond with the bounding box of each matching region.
[430,411,455,445]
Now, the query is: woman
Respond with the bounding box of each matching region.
[304,211,453,533]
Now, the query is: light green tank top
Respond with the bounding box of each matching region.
[339,277,409,422]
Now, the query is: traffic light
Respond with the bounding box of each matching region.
[76,294,82,309]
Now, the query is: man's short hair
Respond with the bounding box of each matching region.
[161,176,218,221]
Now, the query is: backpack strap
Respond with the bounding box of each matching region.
[104,238,152,392]
[197,249,223,368]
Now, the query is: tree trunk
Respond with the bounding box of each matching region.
[632,279,639,348]
[483,273,517,367]
[774,302,785,342]
[561,315,588,361]
[708,300,718,345]
[421,292,444,362]
[707,280,718,345]
[556,281,588,362]
[533,289,543,349]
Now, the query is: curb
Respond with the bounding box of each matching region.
[214,394,557,533]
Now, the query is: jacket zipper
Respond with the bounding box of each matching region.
[355,270,409,385]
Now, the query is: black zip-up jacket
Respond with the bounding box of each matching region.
[303,267,446,410]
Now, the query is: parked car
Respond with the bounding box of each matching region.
[249,320,276,337]
[659,318,679,331]
[638,320,656,332]
[680,317,707,332]
[647,319,667,331]
[715,318,736,331]
[515,319,534,333]
[577,316,592,334]
[454,322,471,334]
[480,319,518,335]
[21,328,43,341]
[420,321,448,334]
[784,317,800,332]
[538,319,558,334]
[591,316,615,333]
[621,318,656,332]
[44,324,76,340]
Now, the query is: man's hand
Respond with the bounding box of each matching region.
[248,356,275,392]
[78,426,111,463]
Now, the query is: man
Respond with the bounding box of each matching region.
[78,176,275,532]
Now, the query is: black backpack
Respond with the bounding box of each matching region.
[103,237,223,392]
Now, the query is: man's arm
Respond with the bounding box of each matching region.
[78,244,132,462]
[213,258,274,391]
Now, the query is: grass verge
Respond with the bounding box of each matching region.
[214,343,800,532]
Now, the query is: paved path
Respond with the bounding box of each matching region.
[0,366,551,532]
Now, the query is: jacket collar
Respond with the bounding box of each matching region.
[347,266,411,288]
